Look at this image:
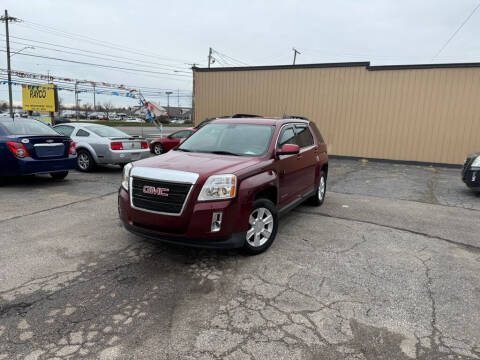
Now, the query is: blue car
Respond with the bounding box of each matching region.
[0,117,77,181]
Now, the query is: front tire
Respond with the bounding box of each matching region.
[153,143,164,155]
[308,170,327,206]
[243,198,278,255]
[50,171,69,180]
[77,150,95,172]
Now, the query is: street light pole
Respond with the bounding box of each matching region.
[165,91,173,121]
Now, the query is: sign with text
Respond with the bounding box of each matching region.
[22,84,58,112]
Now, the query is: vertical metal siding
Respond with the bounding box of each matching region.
[194,66,480,164]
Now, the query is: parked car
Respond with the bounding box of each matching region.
[118,116,328,254]
[0,118,77,181]
[462,153,480,192]
[53,123,150,172]
[53,117,71,125]
[149,129,196,155]
[124,117,143,123]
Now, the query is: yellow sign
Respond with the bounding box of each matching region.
[22,84,57,112]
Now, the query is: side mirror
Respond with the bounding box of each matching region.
[276,143,300,156]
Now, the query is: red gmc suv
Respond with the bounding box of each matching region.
[118,117,328,254]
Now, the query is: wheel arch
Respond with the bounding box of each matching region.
[76,145,99,163]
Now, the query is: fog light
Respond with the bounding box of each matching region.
[211,212,222,232]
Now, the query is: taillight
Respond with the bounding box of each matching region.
[110,142,123,150]
[69,141,76,155]
[6,141,30,158]
[141,141,148,149]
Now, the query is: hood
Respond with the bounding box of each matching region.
[133,150,262,177]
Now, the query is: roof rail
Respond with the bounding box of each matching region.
[231,114,262,118]
[282,114,309,120]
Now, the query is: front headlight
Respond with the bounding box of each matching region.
[472,156,480,168]
[198,174,237,201]
[121,163,133,191]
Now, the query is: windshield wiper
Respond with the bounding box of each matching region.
[174,148,191,152]
[208,150,240,156]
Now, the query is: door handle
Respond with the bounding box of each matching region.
[296,154,303,159]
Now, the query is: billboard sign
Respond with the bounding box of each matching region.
[22,84,58,112]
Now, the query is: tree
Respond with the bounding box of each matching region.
[82,103,92,119]
[0,102,7,113]
[57,97,64,112]
[102,102,114,120]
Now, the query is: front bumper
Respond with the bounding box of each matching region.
[118,187,247,249]
[462,168,480,191]
[1,155,77,176]
[99,149,150,165]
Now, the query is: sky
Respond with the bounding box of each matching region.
[1,0,480,110]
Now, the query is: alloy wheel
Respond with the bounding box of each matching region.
[246,207,274,247]
[319,176,326,201]
[154,144,163,155]
[78,153,90,170]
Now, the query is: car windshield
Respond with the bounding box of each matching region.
[177,123,274,156]
[0,118,59,136]
[85,125,130,138]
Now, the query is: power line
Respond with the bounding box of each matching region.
[1,38,191,73]
[0,49,192,78]
[18,21,199,65]
[212,48,250,66]
[0,34,190,71]
[432,1,480,60]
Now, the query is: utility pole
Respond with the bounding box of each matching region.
[292,48,301,65]
[74,80,78,119]
[93,83,96,111]
[208,47,212,68]
[177,89,180,107]
[165,91,173,120]
[188,64,198,125]
[1,10,21,119]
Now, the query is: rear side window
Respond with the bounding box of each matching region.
[76,129,90,137]
[295,126,314,148]
[170,130,191,139]
[55,125,74,137]
[0,119,59,136]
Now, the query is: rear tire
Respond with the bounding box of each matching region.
[77,150,95,172]
[50,171,69,180]
[308,170,327,206]
[243,198,278,255]
[153,143,164,155]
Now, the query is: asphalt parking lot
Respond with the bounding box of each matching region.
[0,159,479,360]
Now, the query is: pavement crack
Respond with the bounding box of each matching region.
[0,191,117,224]
[294,209,480,252]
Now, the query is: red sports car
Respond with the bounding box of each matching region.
[149,129,196,155]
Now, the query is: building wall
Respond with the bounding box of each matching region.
[193,64,480,165]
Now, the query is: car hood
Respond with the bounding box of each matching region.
[132,150,262,178]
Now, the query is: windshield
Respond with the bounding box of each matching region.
[0,118,60,136]
[85,125,130,138]
[178,123,274,156]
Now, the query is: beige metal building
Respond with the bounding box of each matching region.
[193,62,480,165]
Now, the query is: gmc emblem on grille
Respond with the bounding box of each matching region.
[143,185,169,197]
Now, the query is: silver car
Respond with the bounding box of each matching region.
[53,123,150,171]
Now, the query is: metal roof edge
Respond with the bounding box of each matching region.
[193,61,480,72]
